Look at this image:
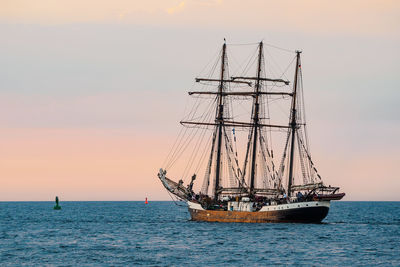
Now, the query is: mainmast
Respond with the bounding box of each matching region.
[287,51,302,197]
[214,42,227,200]
[249,42,263,194]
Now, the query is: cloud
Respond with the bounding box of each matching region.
[166,1,186,14]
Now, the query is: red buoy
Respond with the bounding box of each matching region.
[145,197,148,204]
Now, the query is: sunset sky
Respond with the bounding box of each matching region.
[0,0,399,201]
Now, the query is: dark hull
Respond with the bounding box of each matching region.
[189,205,329,223]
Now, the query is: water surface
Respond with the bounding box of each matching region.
[0,201,399,266]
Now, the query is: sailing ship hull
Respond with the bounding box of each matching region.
[188,201,330,223]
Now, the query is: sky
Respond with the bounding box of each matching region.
[0,0,399,201]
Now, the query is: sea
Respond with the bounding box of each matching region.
[0,201,399,266]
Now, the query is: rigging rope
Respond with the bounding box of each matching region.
[263,42,296,53]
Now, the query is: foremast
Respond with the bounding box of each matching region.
[182,41,249,200]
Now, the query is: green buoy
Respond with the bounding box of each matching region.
[53,196,61,210]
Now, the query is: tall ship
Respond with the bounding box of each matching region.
[158,41,345,223]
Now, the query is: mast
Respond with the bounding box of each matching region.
[287,51,301,197]
[249,42,263,194]
[214,42,227,200]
